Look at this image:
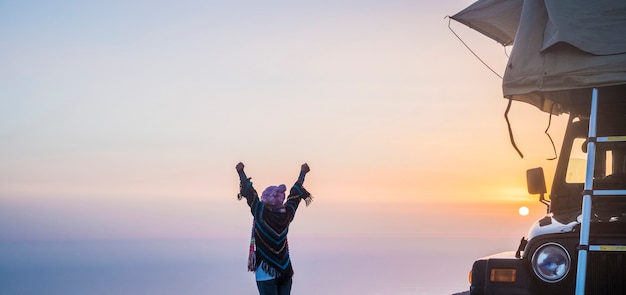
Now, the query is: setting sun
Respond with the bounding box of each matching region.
[518,206,530,216]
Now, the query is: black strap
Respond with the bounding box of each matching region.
[545,104,557,160]
[505,98,524,158]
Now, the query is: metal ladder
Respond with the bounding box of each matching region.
[575,88,626,295]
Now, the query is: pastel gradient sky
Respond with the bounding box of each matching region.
[1,0,569,248]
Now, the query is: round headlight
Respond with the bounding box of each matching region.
[531,242,571,282]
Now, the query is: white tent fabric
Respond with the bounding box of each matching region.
[451,0,626,114]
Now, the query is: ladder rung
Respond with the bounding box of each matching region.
[589,245,626,252]
[597,136,626,142]
[590,190,626,196]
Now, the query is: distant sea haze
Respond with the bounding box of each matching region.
[0,236,480,295]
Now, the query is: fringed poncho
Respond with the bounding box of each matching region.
[238,176,312,280]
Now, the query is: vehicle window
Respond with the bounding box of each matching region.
[566,138,587,183]
[566,138,623,183]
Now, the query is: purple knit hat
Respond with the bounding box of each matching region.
[261,184,286,208]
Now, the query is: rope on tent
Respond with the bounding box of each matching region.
[545,104,558,160]
[505,98,524,158]
[503,97,557,160]
[446,17,503,80]
[447,17,554,160]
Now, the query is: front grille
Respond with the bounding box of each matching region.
[586,251,626,294]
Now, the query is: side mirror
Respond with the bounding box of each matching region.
[527,167,547,195]
[527,167,550,213]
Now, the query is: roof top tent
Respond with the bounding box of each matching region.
[450,0,626,116]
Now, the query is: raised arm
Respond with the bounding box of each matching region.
[287,163,313,207]
[236,162,258,207]
[236,162,247,181]
[296,163,310,185]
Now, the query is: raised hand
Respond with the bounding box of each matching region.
[236,162,245,172]
[300,163,310,174]
[296,163,309,185]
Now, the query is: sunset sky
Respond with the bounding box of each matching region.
[0,0,571,260]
